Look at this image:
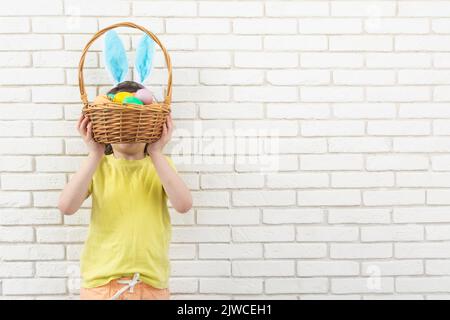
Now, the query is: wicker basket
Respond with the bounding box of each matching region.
[78,22,172,144]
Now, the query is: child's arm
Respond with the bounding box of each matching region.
[149,114,192,214]
[58,114,104,215]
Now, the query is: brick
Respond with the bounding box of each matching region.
[233,18,296,34]
[0,18,30,33]
[329,137,391,153]
[301,120,364,136]
[0,227,34,242]
[199,244,263,259]
[328,208,391,224]
[301,154,363,171]
[0,52,31,67]
[172,227,230,243]
[394,137,450,152]
[196,209,259,225]
[394,207,450,223]
[266,278,328,294]
[364,190,425,206]
[331,172,394,188]
[0,244,64,261]
[330,36,392,51]
[0,35,62,50]
[367,87,430,102]
[296,226,358,242]
[0,209,61,225]
[432,155,450,171]
[426,260,450,275]
[2,0,62,15]
[362,261,423,276]
[396,36,450,51]
[300,18,362,34]
[397,277,450,293]
[399,1,450,16]
[267,70,330,85]
[398,173,450,187]
[367,155,429,171]
[265,243,327,258]
[334,70,395,85]
[367,120,430,136]
[172,261,230,276]
[361,225,424,242]
[3,279,66,295]
[395,243,450,258]
[232,226,295,242]
[197,35,262,51]
[201,70,263,85]
[200,279,262,294]
[366,18,429,34]
[233,190,295,206]
[65,0,129,16]
[332,278,394,294]
[200,2,263,17]
[331,243,392,259]
[233,261,294,277]
[331,1,396,17]
[298,261,359,276]
[366,53,431,68]
[297,190,361,206]
[0,191,31,208]
[266,1,329,17]
[263,209,324,224]
[267,103,330,119]
[267,173,328,188]
[0,262,33,278]
[301,53,364,68]
[301,87,364,102]
[36,227,88,243]
[132,1,197,17]
[428,190,450,205]
[235,52,298,68]
[166,18,229,34]
[264,35,327,51]
[1,174,65,190]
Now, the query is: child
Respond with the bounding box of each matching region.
[58,82,192,300]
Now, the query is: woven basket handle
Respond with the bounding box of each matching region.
[78,21,173,106]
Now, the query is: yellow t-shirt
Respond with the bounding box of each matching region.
[81,153,175,289]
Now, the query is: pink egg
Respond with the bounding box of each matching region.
[134,88,154,105]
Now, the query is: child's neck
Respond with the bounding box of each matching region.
[112,150,146,160]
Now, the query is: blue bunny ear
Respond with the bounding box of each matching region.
[104,30,128,84]
[135,34,156,83]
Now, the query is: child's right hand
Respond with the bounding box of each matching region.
[77,113,104,156]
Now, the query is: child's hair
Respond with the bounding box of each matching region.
[106,80,145,95]
[104,80,149,156]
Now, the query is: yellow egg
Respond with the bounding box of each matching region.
[113,92,133,103]
[93,95,111,105]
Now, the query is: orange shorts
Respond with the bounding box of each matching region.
[80,276,170,300]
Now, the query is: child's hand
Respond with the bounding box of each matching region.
[77,113,104,156]
[148,114,173,155]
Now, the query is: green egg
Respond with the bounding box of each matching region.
[107,93,115,101]
[122,96,144,105]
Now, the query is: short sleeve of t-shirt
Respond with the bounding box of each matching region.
[87,179,93,197]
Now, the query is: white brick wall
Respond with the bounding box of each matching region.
[2,0,450,300]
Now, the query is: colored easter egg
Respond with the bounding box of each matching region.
[93,95,111,105]
[134,88,154,105]
[113,92,133,103]
[107,93,115,101]
[122,96,144,105]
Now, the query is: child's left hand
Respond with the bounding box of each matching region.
[148,114,173,155]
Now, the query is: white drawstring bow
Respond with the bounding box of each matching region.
[110,272,141,300]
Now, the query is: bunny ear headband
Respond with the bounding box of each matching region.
[104,30,156,84]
